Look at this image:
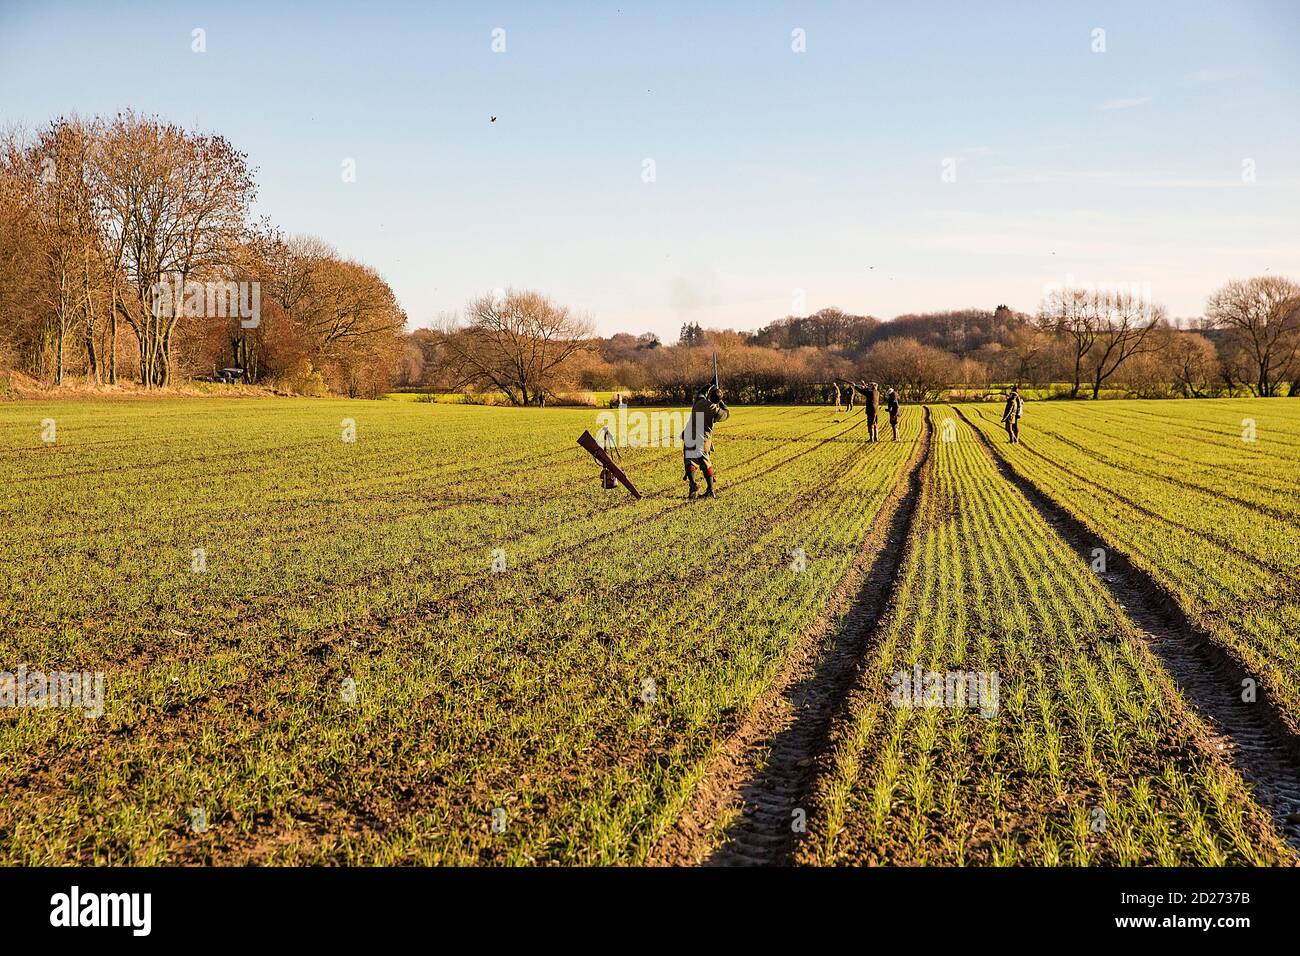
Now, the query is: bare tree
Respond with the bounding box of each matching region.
[25,119,101,384]
[1036,287,1098,398]
[1216,340,1255,397]
[860,336,959,402]
[1166,331,1219,398]
[98,112,256,387]
[1005,323,1048,385]
[307,256,406,352]
[1084,289,1164,399]
[0,127,45,374]
[62,119,111,384]
[1205,276,1300,397]
[440,290,594,405]
[262,233,331,325]
[644,344,709,403]
[209,231,334,383]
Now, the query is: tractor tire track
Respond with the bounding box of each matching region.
[955,406,1300,850]
[650,408,932,866]
[964,407,1287,579]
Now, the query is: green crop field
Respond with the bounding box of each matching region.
[805,407,1291,865]
[958,401,1300,735]
[1,397,1297,866]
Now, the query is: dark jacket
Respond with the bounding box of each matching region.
[682,395,730,455]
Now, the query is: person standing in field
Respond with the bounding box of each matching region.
[831,380,843,414]
[1002,385,1024,443]
[884,387,901,441]
[864,381,881,442]
[682,383,730,499]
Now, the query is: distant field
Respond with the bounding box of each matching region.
[383,391,618,406]
[1,397,1297,864]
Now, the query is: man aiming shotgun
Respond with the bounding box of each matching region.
[863,381,881,442]
[681,354,729,499]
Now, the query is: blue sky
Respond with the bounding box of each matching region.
[2,0,1298,337]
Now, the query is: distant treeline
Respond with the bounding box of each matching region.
[403,286,1300,405]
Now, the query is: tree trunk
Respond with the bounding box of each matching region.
[161,325,173,387]
[83,247,99,384]
[85,333,98,383]
[55,315,65,385]
[108,286,118,385]
[134,291,175,389]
